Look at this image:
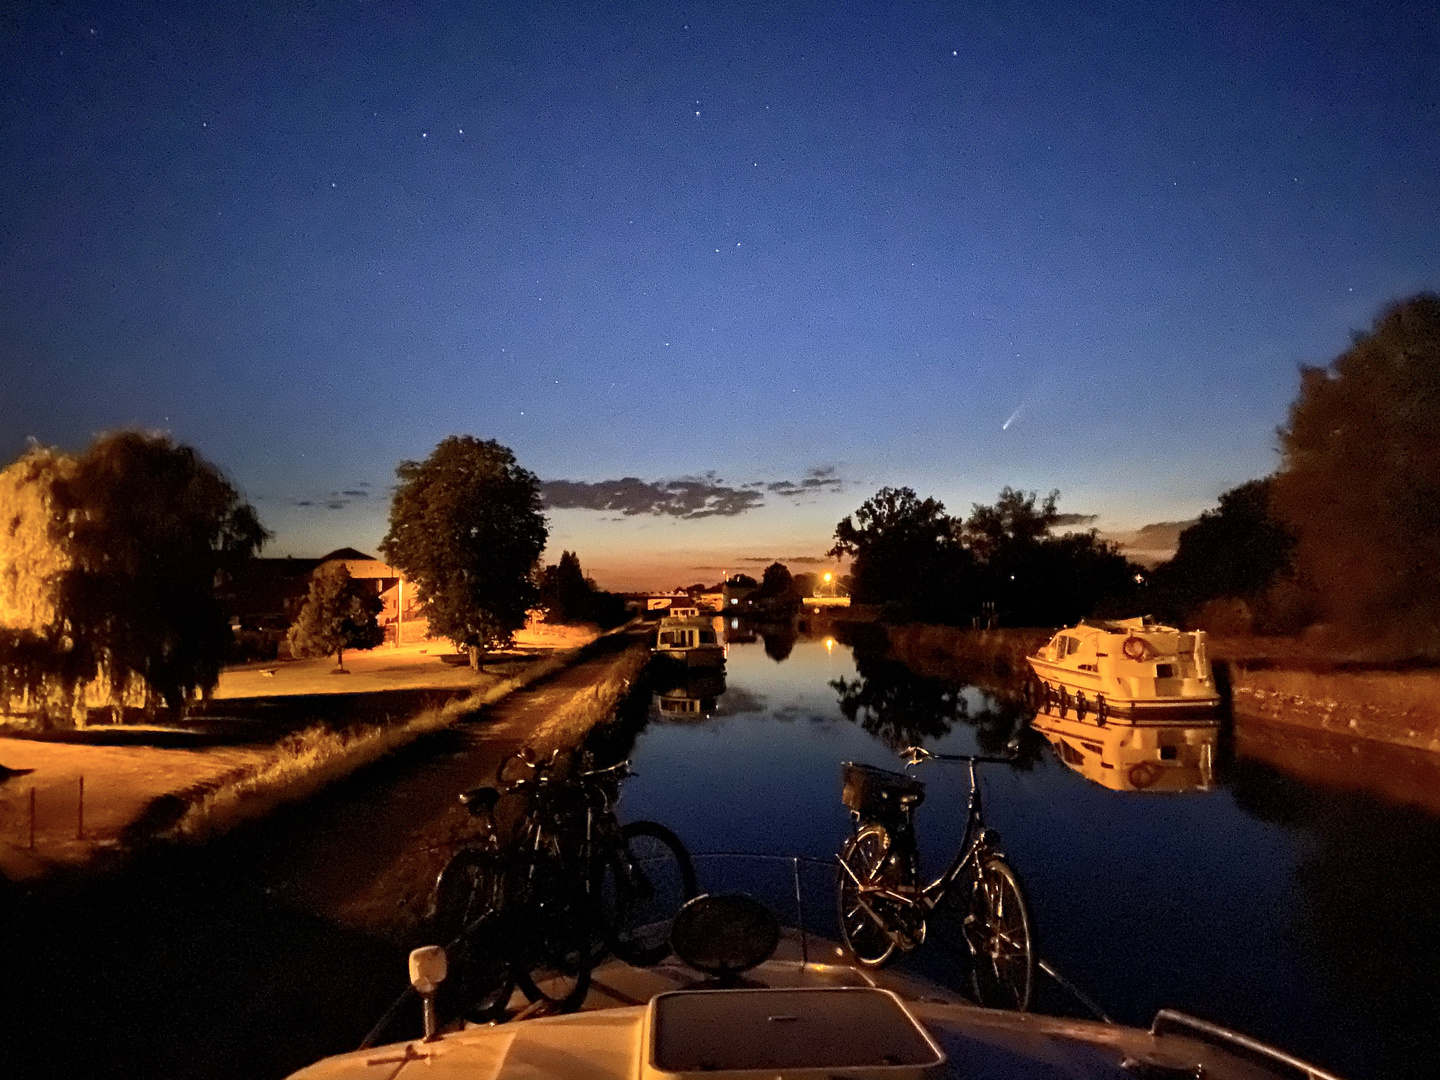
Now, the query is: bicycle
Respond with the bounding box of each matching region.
[835,745,1035,1011]
[429,747,696,1020]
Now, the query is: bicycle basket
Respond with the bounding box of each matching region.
[840,761,925,816]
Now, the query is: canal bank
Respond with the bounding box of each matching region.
[874,622,1440,754]
[0,622,648,884]
[0,630,655,1080]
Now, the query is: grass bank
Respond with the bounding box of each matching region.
[160,626,645,846]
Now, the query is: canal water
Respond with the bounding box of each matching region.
[610,625,1440,1080]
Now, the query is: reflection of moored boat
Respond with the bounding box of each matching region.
[1027,616,1220,717]
[652,616,725,668]
[655,671,726,718]
[1031,705,1219,792]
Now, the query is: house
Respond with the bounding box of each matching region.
[221,548,424,645]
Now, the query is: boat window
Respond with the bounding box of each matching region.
[1156,663,1175,678]
[698,630,717,645]
[1066,636,1081,656]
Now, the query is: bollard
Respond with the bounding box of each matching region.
[77,776,84,840]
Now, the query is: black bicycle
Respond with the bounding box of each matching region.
[429,747,696,1019]
[835,745,1035,1010]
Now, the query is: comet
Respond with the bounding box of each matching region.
[1002,403,1025,431]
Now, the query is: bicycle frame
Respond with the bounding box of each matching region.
[841,750,1011,921]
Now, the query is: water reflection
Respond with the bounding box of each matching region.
[759,623,798,662]
[614,627,1440,1078]
[654,670,727,719]
[1030,705,1219,793]
[830,635,1035,760]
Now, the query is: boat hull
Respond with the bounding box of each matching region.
[652,645,725,669]
[1027,655,1220,715]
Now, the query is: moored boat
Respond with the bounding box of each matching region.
[652,615,726,668]
[1027,616,1221,717]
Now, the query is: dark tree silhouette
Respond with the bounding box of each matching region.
[964,487,1138,627]
[829,487,973,619]
[753,561,802,618]
[380,436,548,667]
[1148,478,1303,629]
[285,563,385,670]
[963,486,1060,562]
[1270,293,1440,656]
[537,550,591,622]
[49,431,268,713]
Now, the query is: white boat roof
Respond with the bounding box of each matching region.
[290,930,1345,1080]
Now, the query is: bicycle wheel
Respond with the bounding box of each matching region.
[512,882,593,1012]
[964,855,1034,1011]
[836,823,901,967]
[428,848,515,1022]
[597,821,698,967]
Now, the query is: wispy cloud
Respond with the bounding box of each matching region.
[1052,512,1099,528]
[542,466,848,519]
[540,474,763,519]
[734,555,833,565]
[766,466,844,500]
[291,484,376,511]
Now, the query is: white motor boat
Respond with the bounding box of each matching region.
[1027,616,1221,717]
[287,856,1345,1080]
[652,616,726,669]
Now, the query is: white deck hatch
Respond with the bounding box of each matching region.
[644,986,946,1079]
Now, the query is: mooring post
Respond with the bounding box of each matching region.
[77,775,84,840]
[28,786,36,850]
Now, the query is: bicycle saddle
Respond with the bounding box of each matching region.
[459,786,500,814]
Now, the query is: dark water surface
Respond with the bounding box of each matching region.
[620,629,1440,1080]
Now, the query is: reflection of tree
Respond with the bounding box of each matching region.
[760,624,797,662]
[832,640,1040,763]
[1228,758,1440,1079]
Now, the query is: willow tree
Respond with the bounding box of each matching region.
[49,431,269,711]
[380,437,548,668]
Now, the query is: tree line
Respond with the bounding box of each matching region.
[829,485,1139,627]
[0,433,613,723]
[833,292,1440,658]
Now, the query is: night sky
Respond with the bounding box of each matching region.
[3,2,1437,589]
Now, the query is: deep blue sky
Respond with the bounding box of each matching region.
[2,1,1437,588]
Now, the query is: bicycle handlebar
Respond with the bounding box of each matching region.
[900,745,1016,767]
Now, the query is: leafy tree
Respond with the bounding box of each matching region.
[380,436,548,667]
[964,488,1138,627]
[47,431,269,712]
[537,550,591,623]
[963,487,1060,562]
[1270,293,1440,655]
[1148,478,1302,629]
[758,561,794,597]
[829,487,973,619]
[286,563,385,670]
[753,560,803,619]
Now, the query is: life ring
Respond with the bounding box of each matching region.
[1128,761,1162,789]
[1122,637,1151,661]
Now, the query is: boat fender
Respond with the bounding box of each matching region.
[1122,637,1151,661]
[1129,761,1162,789]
